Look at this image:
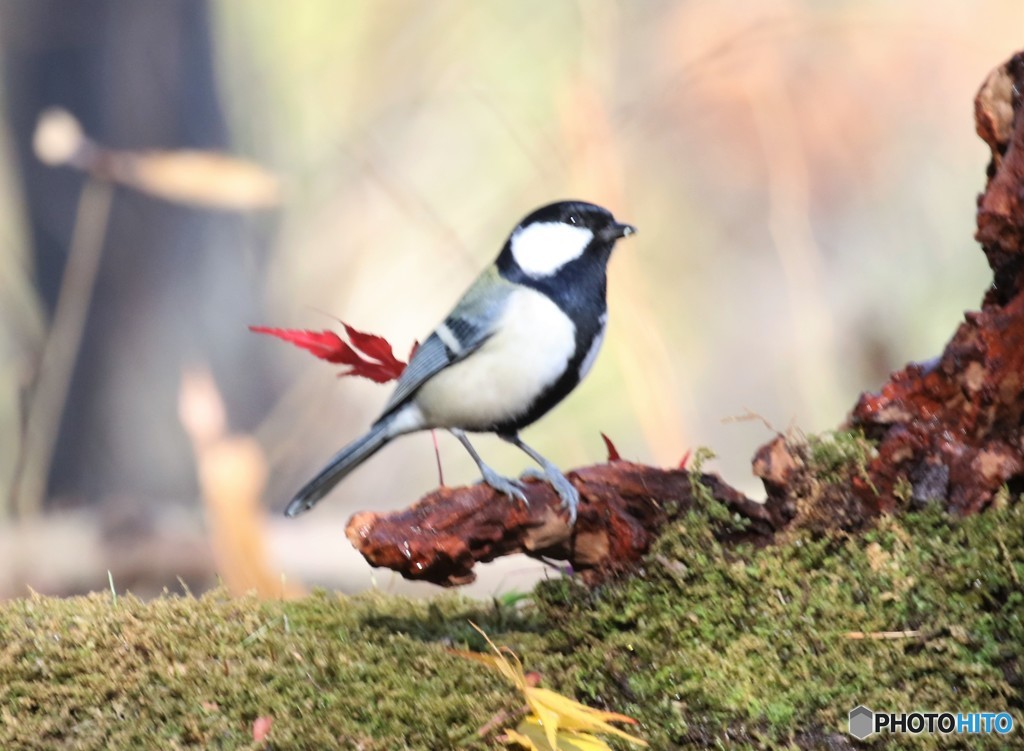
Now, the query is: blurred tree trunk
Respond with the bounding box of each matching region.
[0,0,275,512]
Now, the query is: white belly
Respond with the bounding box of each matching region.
[413,287,576,430]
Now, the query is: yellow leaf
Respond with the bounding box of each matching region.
[560,734,619,751]
[504,726,541,750]
[534,701,563,751]
[459,623,649,749]
[526,687,647,746]
[512,717,618,751]
[447,648,506,673]
[463,624,529,689]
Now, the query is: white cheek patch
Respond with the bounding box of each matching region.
[510,222,594,277]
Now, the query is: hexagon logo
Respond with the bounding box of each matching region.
[849,705,874,740]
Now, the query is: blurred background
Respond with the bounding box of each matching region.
[0,0,1019,600]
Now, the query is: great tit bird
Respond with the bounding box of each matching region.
[285,200,635,524]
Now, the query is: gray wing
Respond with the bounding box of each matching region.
[380,269,511,416]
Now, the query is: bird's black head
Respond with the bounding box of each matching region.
[497,200,635,280]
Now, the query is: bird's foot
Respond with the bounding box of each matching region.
[520,465,579,525]
[480,466,529,507]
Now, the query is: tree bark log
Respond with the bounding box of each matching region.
[846,51,1024,515]
[346,462,773,587]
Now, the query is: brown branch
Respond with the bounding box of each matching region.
[346,462,774,587]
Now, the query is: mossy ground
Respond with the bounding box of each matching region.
[2,466,1023,749]
[533,503,1023,749]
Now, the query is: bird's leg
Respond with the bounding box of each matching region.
[501,434,580,524]
[449,429,528,506]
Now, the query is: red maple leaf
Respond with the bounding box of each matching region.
[253,324,448,481]
[600,432,622,462]
[250,324,407,383]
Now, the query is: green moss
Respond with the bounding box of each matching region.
[0,589,532,750]
[805,429,876,491]
[529,504,1024,749]
[687,448,748,533]
[2,493,1023,749]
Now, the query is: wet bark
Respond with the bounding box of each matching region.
[346,461,773,587]
[846,52,1024,515]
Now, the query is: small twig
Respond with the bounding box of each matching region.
[476,705,529,738]
[721,408,777,433]
[12,178,114,517]
[177,576,194,598]
[997,537,1021,586]
[242,617,280,646]
[843,629,921,640]
[107,570,117,607]
[431,429,445,487]
[303,671,326,694]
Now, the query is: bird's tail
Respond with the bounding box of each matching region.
[284,420,392,517]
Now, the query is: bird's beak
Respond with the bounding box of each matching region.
[602,222,637,242]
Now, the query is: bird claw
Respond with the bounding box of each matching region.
[550,474,580,526]
[520,466,579,525]
[480,467,529,507]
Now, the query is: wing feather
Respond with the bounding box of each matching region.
[380,271,510,415]
[381,334,460,414]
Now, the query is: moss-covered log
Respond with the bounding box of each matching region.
[3,497,1023,749]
